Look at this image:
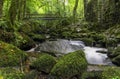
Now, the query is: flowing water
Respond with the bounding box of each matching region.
[30,39,113,65]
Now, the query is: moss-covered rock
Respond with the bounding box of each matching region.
[112,55,120,65]
[15,33,36,51]
[108,46,120,65]
[0,67,25,79]
[30,54,56,73]
[50,50,88,79]
[19,34,35,50]
[0,30,15,43]
[109,46,120,58]
[82,71,102,79]
[0,41,27,67]
[101,67,120,79]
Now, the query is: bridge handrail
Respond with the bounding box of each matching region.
[25,13,60,18]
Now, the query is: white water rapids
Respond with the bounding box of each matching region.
[69,40,112,65]
[28,39,113,65]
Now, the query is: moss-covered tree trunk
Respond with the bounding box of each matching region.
[8,0,26,25]
[114,0,120,24]
[0,0,4,17]
[8,0,19,25]
[18,0,26,20]
[83,0,88,21]
[73,0,79,23]
[63,0,66,17]
[85,0,98,22]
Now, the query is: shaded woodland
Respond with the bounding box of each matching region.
[0,0,120,79]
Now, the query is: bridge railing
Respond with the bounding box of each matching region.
[25,14,60,18]
[24,14,67,20]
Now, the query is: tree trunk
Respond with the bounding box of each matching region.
[83,0,87,21]
[0,0,4,17]
[8,0,18,25]
[73,0,79,23]
[18,0,26,20]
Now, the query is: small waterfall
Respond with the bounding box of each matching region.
[35,39,84,54]
[34,39,113,65]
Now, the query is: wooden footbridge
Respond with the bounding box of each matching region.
[23,14,67,20]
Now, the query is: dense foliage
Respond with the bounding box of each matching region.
[0,41,27,67]
[0,0,120,78]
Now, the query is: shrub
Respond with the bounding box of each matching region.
[101,67,120,79]
[50,50,88,79]
[31,54,56,73]
[29,33,46,42]
[0,41,27,67]
[80,38,94,46]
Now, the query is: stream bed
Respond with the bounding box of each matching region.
[28,39,113,65]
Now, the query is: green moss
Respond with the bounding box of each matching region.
[0,67,25,79]
[112,55,120,65]
[82,71,102,79]
[80,38,94,46]
[31,54,56,73]
[14,33,35,51]
[50,50,88,78]
[0,41,27,67]
[0,30,15,43]
[101,67,120,79]
[108,46,120,65]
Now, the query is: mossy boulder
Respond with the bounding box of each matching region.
[108,46,120,65]
[50,50,88,79]
[82,71,102,79]
[30,54,56,73]
[109,46,120,58]
[112,55,120,65]
[0,30,15,43]
[16,33,36,51]
[101,67,120,79]
[0,67,25,79]
[0,41,27,67]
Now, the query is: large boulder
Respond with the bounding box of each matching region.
[0,41,27,67]
[50,50,88,79]
[30,54,56,74]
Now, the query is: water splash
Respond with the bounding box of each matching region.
[33,39,113,65]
